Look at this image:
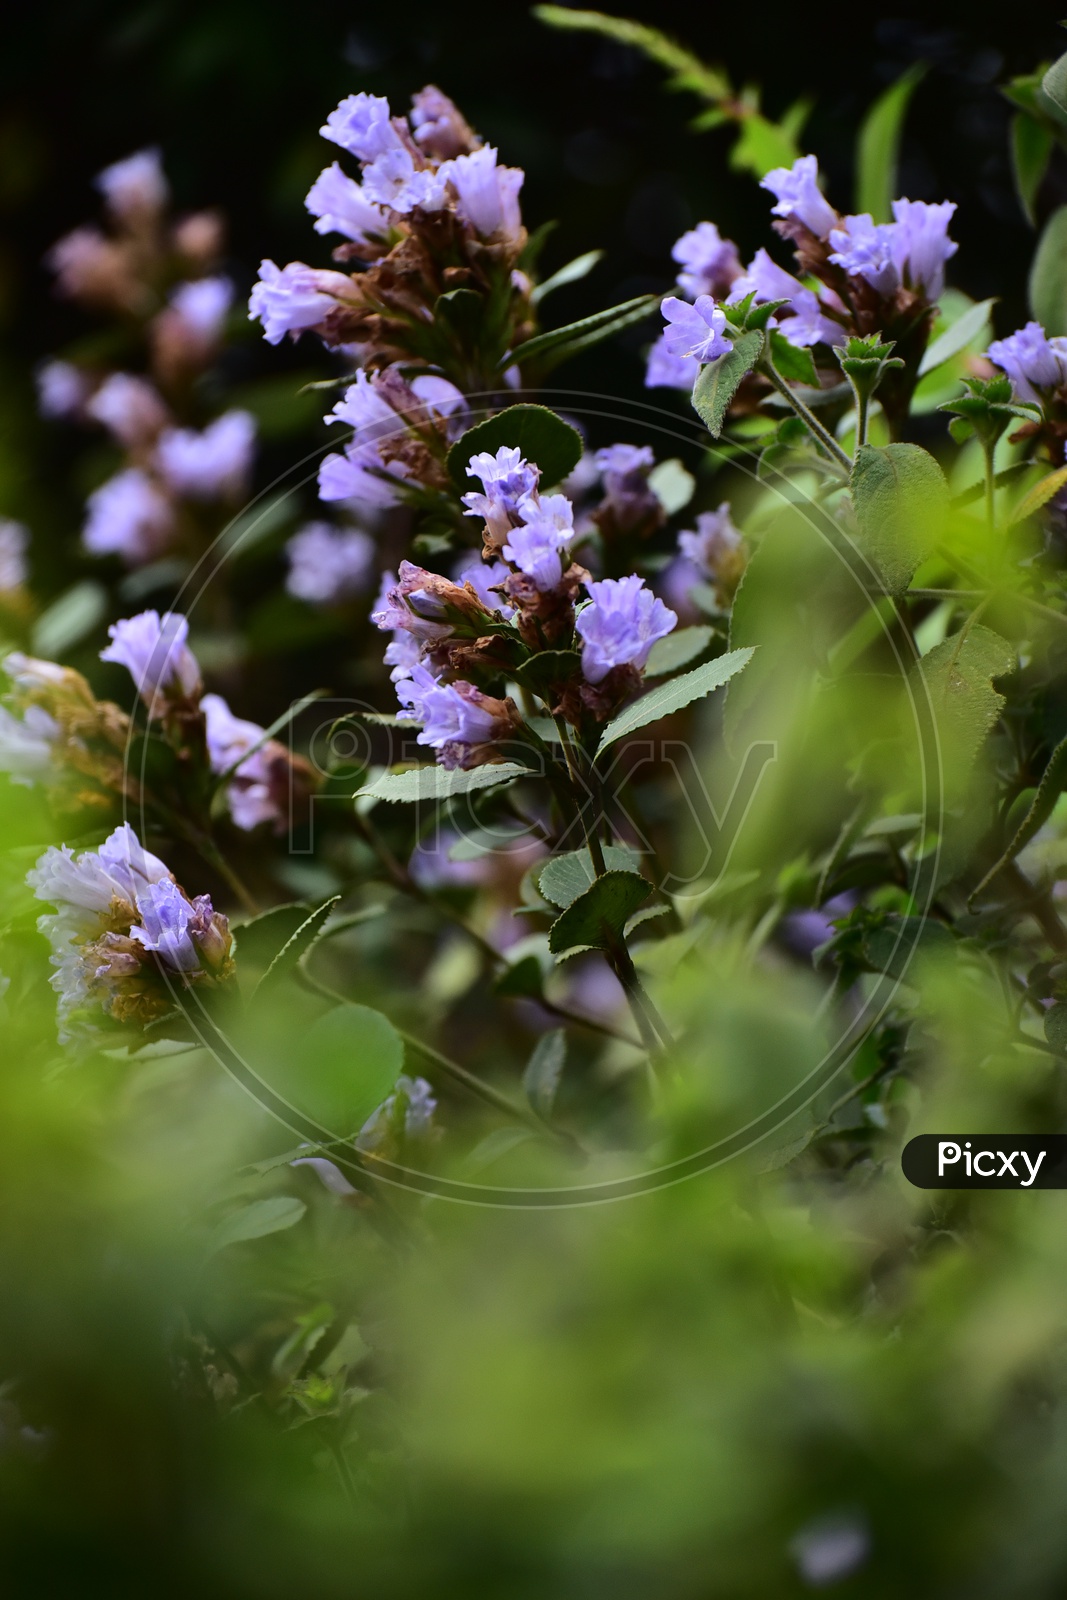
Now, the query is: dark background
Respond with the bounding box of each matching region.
[1,0,1065,558]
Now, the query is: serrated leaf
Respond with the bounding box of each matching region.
[914,623,1016,780]
[253,897,340,1000]
[355,761,529,804]
[522,1029,566,1116]
[1007,464,1067,525]
[691,330,763,438]
[849,443,949,595]
[547,870,652,955]
[1011,112,1053,227]
[206,1197,306,1258]
[918,298,997,377]
[507,294,660,375]
[448,405,583,490]
[234,902,316,974]
[970,733,1067,903]
[856,63,926,222]
[596,648,755,755]
[1030,205,1067,336]
[531,249,604,304]
[538,845,645,909]
[644,625,713,677]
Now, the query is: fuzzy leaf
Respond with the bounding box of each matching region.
[691,330,763,438]
[531,249,604,304]
[507,295,660,375]
[547,870,652,955]
[538,845,644,909]
[850,443,948,596]
[596,648,754,755]
[914,623,1016,781]
[768,331,819,388]
[355,762,529,804]
[514,650,581,698]
[261,1004,404,1140]
[448,405,583,490]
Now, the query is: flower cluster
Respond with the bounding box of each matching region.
[0,651,131,809]
[317,368,468,509]
[39,149,254,567]
[28,822,233,1041]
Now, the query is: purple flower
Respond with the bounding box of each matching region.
[677,503,743,577]
[987,320,1067,403]
[728,248,801,306]
[371,560,454,644]
[661,296,734,364]
[202,693,280,830]
[85,373,168,446]
[327,370,405,446]
[129,879,205,972]
[100,610,201,706]
[576,575,677,684]
[361,149,449,215]
[156,411,255,500]
[889,199,957,300]
[439,147,524,242]
[502,515,572,591]
[320,94,403,161]
[35,359,90,419]
[409,374,469,430]
[0,519,28,592]
[94,148,168,218]
[30,823,171,926]
[357,1074,437,1150]
[828,214,899,296]
[410,87,474,160]
[384,628,423,683]
[248,260,354,346]
[318,443,410,508]
[286,522,375,604]
[671,222,743,300]
[0,702,59,785]
[396,663,502,754]
[453,554,514,619]
[83,469,175,564]
[305,163,390,245]
[645,333,699,391]
[167,276,233,342]
[461,446,541,539]
[760,155,838,240]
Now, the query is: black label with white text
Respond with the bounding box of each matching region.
[901,1135,1067,1189]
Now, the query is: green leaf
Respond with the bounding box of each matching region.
[1030,205,1067,336]
[206,1197,306,1257]
[448,405,583,490]
[263,1004,404,1140]
[596,648,755,755]
[728,113,802,177]
[644,625,713,678]
[1008,464,1067,525]
[531,249,604,304]
[915,623,1016,780]
[970,733,1067,903]
[538,845,645,909]
[647,457,696,515]
[435,287,484,346]
[691,330,764,438]
[856,64,926,223]
[917,298,997,377]
[506,295,660,376]
[548,870,652,955]
[768,331,819,388]
[253,897,340,1000]
[1042,49,1067,123]
[531,7,732,103]
[514,649,581,700]
[1011,113,1053,227]
[234,902,317,974]
[863,915,954,980]
[32,581,107,659]
[849,443,949,596]
[493,954,544,998]
[523,1029,566,1116]
[355,762,529,805]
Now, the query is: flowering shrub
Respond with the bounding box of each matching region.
[7,12,1067,1593]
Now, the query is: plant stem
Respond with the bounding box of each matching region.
[758,359,853,472]
[982,440,997,531]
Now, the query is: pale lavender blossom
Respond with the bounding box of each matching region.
[410,86,473,160]
[305,163,390,244]
[36,359,91,419]
[30,822,171,926]
[100,610,201,705]
[129,879,205,972]
[94,148,168,218]
[0,703,59,785]
[248,260,355,345]
[439,146,524,242]
[45,228,114,297]
[645,332,700,390]
[760,155,838,239]
[727,247,801,306]
[202,692,280,830]
[502,515,572,591]
[167,276,234,342]
[789,1514,870,1588]
[320,93,404,161]
[371,561,454,644]
[83,468,175,563]
[0,519,28,591]
[361,148,450,214]
[285,522,375,604]
[156,410,255,499]
[671,221,743,300]
[318,442,411,508]
[576,575,677,684]
[85,373,168,446]
[453,554,514,618]
[678,503,743,576]
[987,320,1067,403]
[384,628,423,683]
[396,663,502,758]
[889,198,957,300]
[327,370,405,445]
[661,295,734,363]
[357,1074,437,1150]
[461,446,541,538]
[409,374,469,430]
[828,214,899,296]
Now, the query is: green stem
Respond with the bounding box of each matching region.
[554,717,606,876]
[758,359,853,472]
[982,441,997,531]
[856,388,870,450]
